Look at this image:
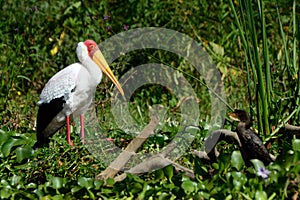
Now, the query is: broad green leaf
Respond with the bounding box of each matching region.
[50,177,64,189]
[105,177,115,186]
[87,189,95,200]
[292,139,300,152]
[0,188,12,199]
[225,194,232,200]
[15,146,34,163]
[231,151,244,171]
[131,182,143,194]
[1,137,28,157]
[26,183,37,189]
[255,190,267,200]
[0,131,8,147]
[71,186,82,193]
[233,179,242,191]
[231,171,243,179]
[232,172,247,191]
[251,159,265,171]
[0,180,9,187]
[11,175,21,186]
[181,180,196,193]
[155,169,164,180]
[163,165,174,181]
[78,177,93,189]
[94,180,103,190]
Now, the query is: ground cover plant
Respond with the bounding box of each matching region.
[0,0,299,199]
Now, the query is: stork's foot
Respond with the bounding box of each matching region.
[67,140,74,146]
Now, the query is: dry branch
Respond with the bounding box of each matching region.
[114,143,195,182]
[96,107,161,181]
[280,124,300,135]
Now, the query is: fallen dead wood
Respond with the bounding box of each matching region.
[96,113,160,180]
[192,129,241,161]
[96,105,167,181]
[279,124,300,135]
[114,142,195,182]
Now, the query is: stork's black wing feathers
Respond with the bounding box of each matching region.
[34,97,65,148]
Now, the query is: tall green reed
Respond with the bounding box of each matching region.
[230,0,299,136]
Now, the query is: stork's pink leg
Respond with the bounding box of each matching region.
[80,114,85,144]
[66,115,74,146]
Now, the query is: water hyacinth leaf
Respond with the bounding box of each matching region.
[50,176,65,189]
[163,165,174,181]
[15,146,34,163]
[0,131,8,147]
[105,177,115,186]
[225,194,232,200]
[26,183,37,189]
[255,190,268,200]
[131,182,143,194]
[231,150,244,171]
[292,139,300,152]
[10,175,21,186]
[232,172,247,191]
[155,169,165,180]
[71,186,82,193]
[87,190,95,200]
[0,188,12,199]
[231,171,243,179]
[198,191,210,199]
[250,159,265,171]
[78,177,94,189]
[94,180,103,190]
[1,137,28,157]
[233,179,242,191]
[181,180,196,193]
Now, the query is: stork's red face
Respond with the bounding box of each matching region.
[83,39,124,96]
[84,40,99,58]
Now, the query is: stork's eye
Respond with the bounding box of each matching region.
[89,45,94,50]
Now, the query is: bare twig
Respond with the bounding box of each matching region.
[193,129,241,160]
[96,107,162,181]
[115,143,195,182]
[281,124,300,135]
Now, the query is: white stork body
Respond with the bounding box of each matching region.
[34,40,123,148]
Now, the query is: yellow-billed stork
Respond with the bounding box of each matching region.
[34,40,124,148]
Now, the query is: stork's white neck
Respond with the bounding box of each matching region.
[76,41,102,87]
[81,56,103,86]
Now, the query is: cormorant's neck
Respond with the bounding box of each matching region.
[237,120,252,133]
[244,120,252,129]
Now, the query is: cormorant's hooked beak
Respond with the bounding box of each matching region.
[92,49,124,96]
[228,112,241,122]
[228,110,251,123]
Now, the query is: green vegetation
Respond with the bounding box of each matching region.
[0,0,299,199]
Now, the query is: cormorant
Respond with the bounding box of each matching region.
[229,109,273,166]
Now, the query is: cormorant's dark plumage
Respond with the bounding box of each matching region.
[229,109,273,166]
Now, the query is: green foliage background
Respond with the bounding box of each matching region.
[0,0,299,199]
